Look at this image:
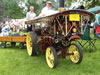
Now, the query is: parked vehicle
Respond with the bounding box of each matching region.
[25,9,94,68]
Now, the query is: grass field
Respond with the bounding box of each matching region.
[0,39,100,75]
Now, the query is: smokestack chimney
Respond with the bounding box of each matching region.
[59,0,65,7]
[58,0,65,11]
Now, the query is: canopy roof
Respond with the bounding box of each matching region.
[88,6,100,14]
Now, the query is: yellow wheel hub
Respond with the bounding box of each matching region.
[74,51,79,56]
[26,33,32,56]
[46,48,54,68]
[69,45,80,63]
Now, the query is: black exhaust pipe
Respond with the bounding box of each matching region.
[59,0,65,7]
[58,0,65,11]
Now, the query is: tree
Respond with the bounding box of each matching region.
[2,0,26,19]
[2,0,58,19]
[86,0,100,9]
[65,0,100,9]
[65,0,77,8]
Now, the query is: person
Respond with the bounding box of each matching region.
[0,27,1,33]
[4,18,9,26]
[39,1,58,17]
[38,1,52,32]
[39,1,52,16]
[2,18,9,29]
[0,18,10,36]
[94,10,100,26]
[10,20,15,32]
[82,20,87,26]
[94,10,100,38]
[0,23,3,33]
[26,6,36,32]
[15,19,20,32]
[90,20,94,27]
[1,24,9,36]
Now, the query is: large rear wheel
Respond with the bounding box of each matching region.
[46,46,58,69]
[26,31,39,56]
[69,43,83,64]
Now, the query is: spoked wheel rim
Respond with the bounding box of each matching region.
[69,44,80,63]
[26,33,32,56]
[46,48,54,68]
[46,47,58,69]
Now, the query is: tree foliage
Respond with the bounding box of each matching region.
[3,0,26,19]
[65,0,100,9]
[65,0,77,7]
[86,0,100,9]
[2,0,57,19]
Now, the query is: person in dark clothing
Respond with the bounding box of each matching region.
[27,24,32,32]
[0,26,1,33]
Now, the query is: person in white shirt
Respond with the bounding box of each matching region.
[39,1,58,27]
[10,20,15,32]
[39,1,53,16]
[26,6,36,21]
[26,6,36,32]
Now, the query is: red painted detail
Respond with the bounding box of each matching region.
[96,27,100,34]
[69,35,80,41]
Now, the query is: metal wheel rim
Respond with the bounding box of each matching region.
[46,48,54,68]
[26,33,32,56]
[69,45,80,63]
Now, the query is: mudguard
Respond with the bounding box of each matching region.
[69,35,80,41]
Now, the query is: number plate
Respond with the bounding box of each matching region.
[69,14,80,21]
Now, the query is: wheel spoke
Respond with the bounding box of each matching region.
[50,60,54,66]
[46,47,57,68]
[69,44,82,64]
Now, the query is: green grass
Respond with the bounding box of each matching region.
[0,40,100,75]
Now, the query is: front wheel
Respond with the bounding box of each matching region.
[46,46,58,69]
[68,43,83,64]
